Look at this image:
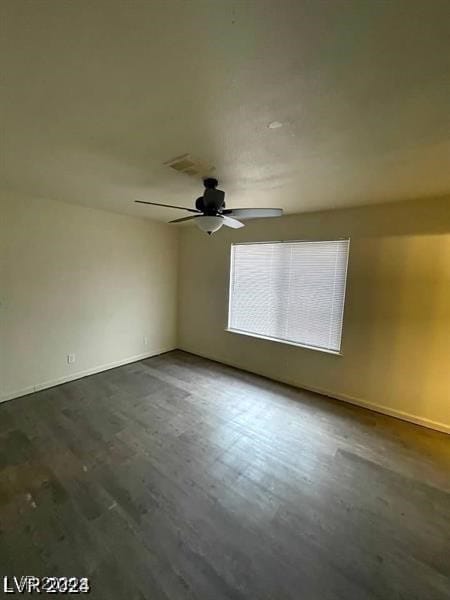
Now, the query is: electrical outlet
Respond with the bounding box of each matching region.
[67,353,76,364]
[143,336,148,346]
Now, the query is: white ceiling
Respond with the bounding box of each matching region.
[1,0,449,222]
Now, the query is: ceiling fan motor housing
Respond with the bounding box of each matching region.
[197,188,225,215]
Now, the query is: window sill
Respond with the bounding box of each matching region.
[225,328,343,356]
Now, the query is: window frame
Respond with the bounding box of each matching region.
[226,239,350,355]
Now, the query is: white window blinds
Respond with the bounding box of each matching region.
[228,240,349,353]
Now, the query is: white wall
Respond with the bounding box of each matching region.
[0,191,178,401]
[178,197,450,433]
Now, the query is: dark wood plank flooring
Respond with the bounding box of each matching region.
[0,350,449,599]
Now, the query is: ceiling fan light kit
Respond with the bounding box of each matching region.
[195,216,225,235]
[135,178,283,235]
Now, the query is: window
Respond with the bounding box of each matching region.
[227,240,349,354]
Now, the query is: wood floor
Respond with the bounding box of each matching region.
[0,350,449,599]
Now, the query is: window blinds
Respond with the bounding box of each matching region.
[228,240,349,353]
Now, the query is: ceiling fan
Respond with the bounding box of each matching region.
[135,178,283,235]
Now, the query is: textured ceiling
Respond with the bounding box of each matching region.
[1,0,449,222]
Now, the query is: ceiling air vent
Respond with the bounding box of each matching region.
[164,154,215,178]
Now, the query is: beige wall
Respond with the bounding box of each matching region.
[178,197,450,433]
[2,191,449,433]
[0,191,178,401]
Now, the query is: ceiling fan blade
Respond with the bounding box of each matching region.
[135,200,200,213]
[223,216,245,229]
[222,208,283,220]
[169,215,200,224]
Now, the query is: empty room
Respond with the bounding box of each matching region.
[1,1,449,598]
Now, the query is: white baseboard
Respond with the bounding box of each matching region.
[0,347,174,404]
[315,388,450,435]
[179,347,450,435]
